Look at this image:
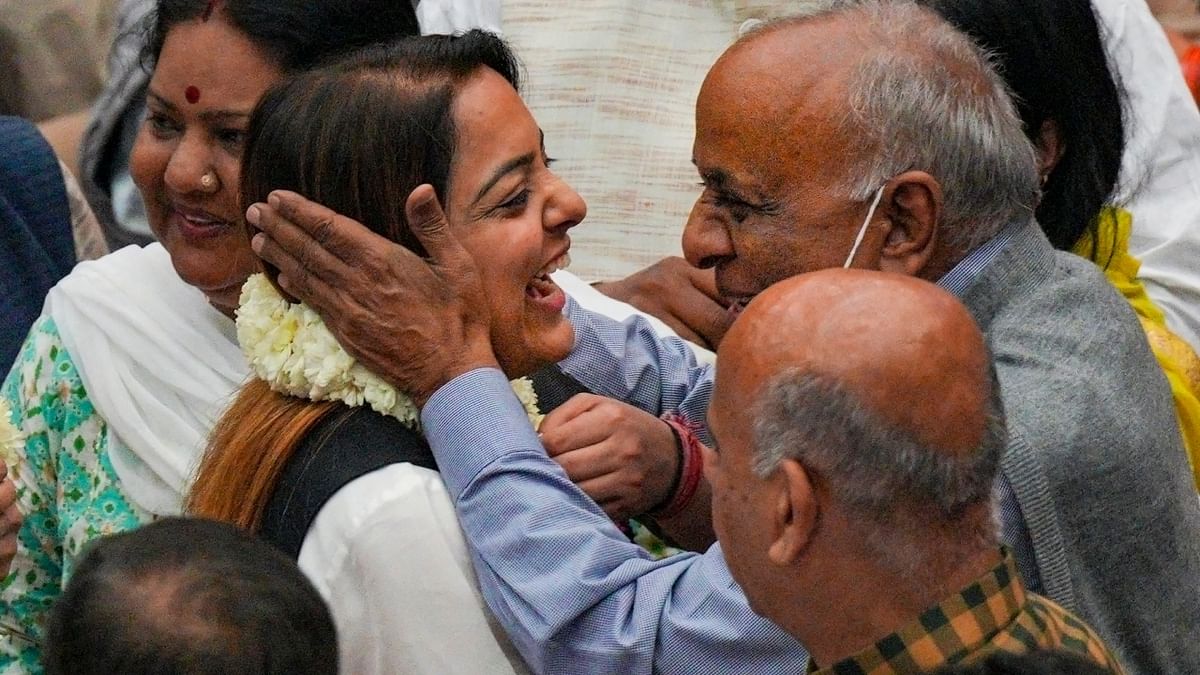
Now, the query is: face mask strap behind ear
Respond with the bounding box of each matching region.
[842,184,886,269]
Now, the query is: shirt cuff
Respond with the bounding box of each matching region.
[421,367,544,497]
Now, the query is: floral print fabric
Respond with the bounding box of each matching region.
[0,316,150,673]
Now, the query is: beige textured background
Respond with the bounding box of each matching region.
[504,1,810,280]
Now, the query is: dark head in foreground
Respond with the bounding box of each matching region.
[42,517,337,675]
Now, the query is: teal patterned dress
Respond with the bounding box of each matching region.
[0,316,151,673]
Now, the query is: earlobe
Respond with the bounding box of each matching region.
[767,460,818,566]
[877,171,941,277]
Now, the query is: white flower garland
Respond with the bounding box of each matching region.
[237,273,543,429]
[0,399,23,469]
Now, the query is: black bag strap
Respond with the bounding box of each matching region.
[259,406,437,559]
[259,366,592,559]
[528,364,594,411]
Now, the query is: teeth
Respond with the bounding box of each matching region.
[536,252,572,278]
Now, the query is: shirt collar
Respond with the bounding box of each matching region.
[936,224,1019,297]
[809,551,1026,674]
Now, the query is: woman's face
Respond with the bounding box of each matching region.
[130,16,283,316]
[444,70,587,377]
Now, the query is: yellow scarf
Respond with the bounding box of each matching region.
[1074,208,1200,490]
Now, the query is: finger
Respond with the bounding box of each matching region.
[673,289,732,349]
[250,202,349,286]
[0,506,19,534]
[685,265,728,306]
[266,191,392,267]
[539,394,603,455]
[404,185,470,268]
[251,231,344,314]
[655,313,709,347]
[0,461,7,482]
[553,445,620,483]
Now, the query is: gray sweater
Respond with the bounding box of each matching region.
[961,218,1200,674]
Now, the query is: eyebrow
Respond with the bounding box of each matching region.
[470,130,547,205]
[146,89,253,124]
[471,152,535,205]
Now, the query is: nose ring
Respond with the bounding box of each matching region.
[200,171,219,191]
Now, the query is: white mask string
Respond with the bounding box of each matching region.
[842,184,886,269]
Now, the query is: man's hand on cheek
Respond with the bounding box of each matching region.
[248,185,497,406]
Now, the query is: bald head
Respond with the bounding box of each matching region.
[711,268,1004,538]
[691,0,1037,262]
[723,268,991,454]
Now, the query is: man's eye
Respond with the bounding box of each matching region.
[714,195,754,223]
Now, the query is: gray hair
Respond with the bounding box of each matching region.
[752,364,1006,575]
[747,1,1040,252]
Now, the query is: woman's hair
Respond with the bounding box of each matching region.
[141,0,420,72]
[923,0,1126,254]
[188,31,522,530]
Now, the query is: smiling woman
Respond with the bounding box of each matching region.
[185,31,589,674]
[130,16,281,316]
[0,0,423,670]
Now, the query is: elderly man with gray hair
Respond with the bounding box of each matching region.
[248,0,1200,672]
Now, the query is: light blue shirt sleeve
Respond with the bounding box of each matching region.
[558,298,716,443]
[422,368,809,674]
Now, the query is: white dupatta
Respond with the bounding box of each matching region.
[46,244,248,515]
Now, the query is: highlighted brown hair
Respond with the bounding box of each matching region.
[187,31,522,530]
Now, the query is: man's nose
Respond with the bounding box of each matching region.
[682,206,733,269]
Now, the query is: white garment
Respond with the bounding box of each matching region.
[551,270,716,364]
[1090,0,1200,349]
[416,0,501,34]
[298,463,528,675]
[45,244,247,515]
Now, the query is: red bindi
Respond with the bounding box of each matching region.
[185,86,201,104]
[201,0,219,21]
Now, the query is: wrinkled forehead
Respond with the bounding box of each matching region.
[694,24,864,186]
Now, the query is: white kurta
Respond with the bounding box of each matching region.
[298,463,529,675]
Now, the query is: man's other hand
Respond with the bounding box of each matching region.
[540,394,680,521]
[594,257,731,349]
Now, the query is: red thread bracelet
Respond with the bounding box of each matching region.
[653,413,706,519]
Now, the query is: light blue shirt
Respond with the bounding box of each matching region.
[423,368,808,674]
[421,225,1040,671]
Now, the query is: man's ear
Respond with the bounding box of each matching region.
[767,459,819,566]
[876,171,942,277]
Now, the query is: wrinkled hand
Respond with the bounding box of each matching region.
[594,257,731,349]
[0,463,20,577]
[249,186,496,406]
[540,394,679,521]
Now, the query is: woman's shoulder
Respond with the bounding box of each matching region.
[260,407,438,559]
[5,313,82,400]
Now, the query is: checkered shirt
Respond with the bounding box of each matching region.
[808,554,1125,674]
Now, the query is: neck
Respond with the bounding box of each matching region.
[917,243,967,284]
[788,542,1002,668]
